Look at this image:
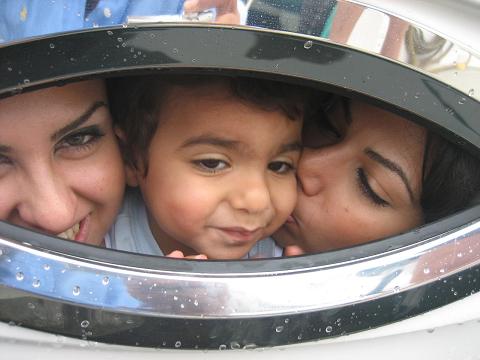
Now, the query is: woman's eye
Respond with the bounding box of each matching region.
[55,126,104,153]
[356,168,390,207]
[268,161,294,174]
[194,159,229,173]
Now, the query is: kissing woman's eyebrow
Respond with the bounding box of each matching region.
[364,147,415,203]
[50,100,107,141]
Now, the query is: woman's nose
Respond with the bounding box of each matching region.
[298,147,340,196]
[16,172,77,234]
[229,175,271,214]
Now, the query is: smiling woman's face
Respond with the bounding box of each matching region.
[0,80,125,246]
[274,99,426,254]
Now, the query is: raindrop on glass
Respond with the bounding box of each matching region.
[284,318,290,324]
[32,279,40,288]
[72,286,80,296]
[218,344,227,350]
[325,326,333,333]
[468,88,475,97]
[304,40,313,49]
[423,267,430,274]
[43,264,50,271]
[107,30,113,36]
[230,341,240,350]
[102,276,109,285]
[117,37,123,43]
[193,299,199,306]
[23,79,30,84]
[103,7,112,18]
[180,304,185,309]
[80,320,90,328]
[275,325,284,333]
[16,272,24,281]
[458,97,466,105]
[49,43,55,49]
[174,341,182,348]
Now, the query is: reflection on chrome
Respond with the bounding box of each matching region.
[0,211,479,319]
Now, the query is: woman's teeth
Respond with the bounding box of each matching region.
[57,222,80,240]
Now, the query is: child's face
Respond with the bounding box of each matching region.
[128,83,302,259]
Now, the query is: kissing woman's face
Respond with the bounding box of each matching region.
[274,100,426,254]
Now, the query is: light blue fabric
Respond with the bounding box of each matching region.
[0,0,184,43]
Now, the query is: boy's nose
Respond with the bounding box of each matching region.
[16,172,77,234]
[230,175,272,214]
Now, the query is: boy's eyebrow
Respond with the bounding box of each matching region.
[364,147,415,203]
[279,141,302,153]
[51,101,107,141]
[180,135,242,150]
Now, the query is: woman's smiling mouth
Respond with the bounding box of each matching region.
[56,215,90,243]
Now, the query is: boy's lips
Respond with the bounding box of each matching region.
[57,215,90,243]
[217,226,263,243]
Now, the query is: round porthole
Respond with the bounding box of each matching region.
[0,0,479,353]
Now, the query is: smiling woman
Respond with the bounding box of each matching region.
[276,96,480,255]
[0,81,125,246]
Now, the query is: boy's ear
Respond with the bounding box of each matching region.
[114,126,140,187]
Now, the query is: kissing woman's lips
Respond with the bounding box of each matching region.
[57,215,90,243]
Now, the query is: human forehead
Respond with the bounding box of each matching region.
[158,83,299,133]
[0,80,107,127]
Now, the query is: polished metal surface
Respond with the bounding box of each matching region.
[0,0,480,349]
[1,209,479,318]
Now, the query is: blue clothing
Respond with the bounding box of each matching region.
[0,0,184,43]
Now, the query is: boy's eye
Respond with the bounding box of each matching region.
[194,159,229,173]
[268,161,294,174]
[0,154,13,166]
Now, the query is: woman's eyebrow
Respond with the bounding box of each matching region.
[50,101,107,141]
[364,147,415,203]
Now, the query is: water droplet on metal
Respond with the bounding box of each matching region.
[193,299,199,306]
[284,318,290,324]
[468,88,475,97]
[72,286,80,296]
[423,267,430,274]
[16,272,24,281]
[325,326,333,333]
[43,264,50,271]
[230,341,240,349]
[23,79,30,84]
[107,30,113,36]
[393,286,400,293]
[458,97,466,105]
[173,295,178,301]
[27,302,35,309]
[102,276,109,285]
[174,341,182,348]
[117,37,123,42]
[32,279,40,288]
[304,40,313,49]
[103,7,111,18]
[172,48,179,54]
[49,43,55,49]
[218,344,227,350]
[81,320,90,328]
[275,325,284,333]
